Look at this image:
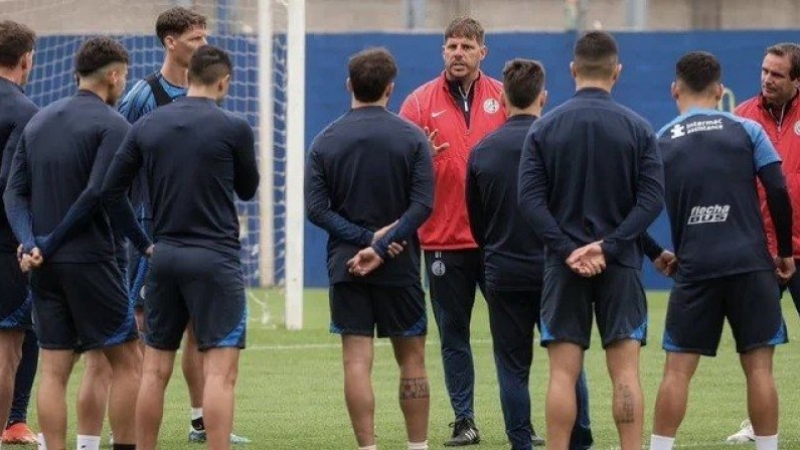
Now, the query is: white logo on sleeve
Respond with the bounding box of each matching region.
[687,204,730,225]
[483,98,500,114]
[431,110,446,118]
[794,120,800,136]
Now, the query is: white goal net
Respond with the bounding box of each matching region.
[0,0,306,329]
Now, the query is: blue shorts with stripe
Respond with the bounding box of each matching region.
[329,282,426,338]
[664,270,787,356]
[540,264,647,349]
[144,244,246,352]
[29,260,136,352]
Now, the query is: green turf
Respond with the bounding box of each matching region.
[26,289,800,449]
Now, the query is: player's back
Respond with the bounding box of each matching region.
[658,109,775,281]
[0,78,38,254]
[469,115,543,289]
[531,88,660,268]
[22,91,126,262]
[133,97,257,257]
[308,106,430,282]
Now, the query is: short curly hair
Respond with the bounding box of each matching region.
[156,7,207,46]
[75,36,129,77]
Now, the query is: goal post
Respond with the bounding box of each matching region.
[258,0,305,330]
[282,0,306,331]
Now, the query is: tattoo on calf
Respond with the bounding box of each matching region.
[614,383,635,424]
[400,377,430,400]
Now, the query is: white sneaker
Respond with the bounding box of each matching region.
[726,419,755,444]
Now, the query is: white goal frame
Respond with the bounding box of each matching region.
[258,0,305,330]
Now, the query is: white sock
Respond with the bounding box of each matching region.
[76,435,101,450]
[358,445,376,450]
[408,440,428,450]
[649,434,675,450]
[37,433,46,450]
[755,434,778,450]
[191,407,203,421]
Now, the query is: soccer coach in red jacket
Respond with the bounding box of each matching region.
[399,16,505,447]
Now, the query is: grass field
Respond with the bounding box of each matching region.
[28,289,800,449]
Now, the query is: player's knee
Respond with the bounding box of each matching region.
[0,340,23,371]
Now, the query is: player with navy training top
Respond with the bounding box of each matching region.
[117,9,235,443]
[648,51,794,450]
[518,31,664,450]
[0,19,39,448]
[4,36,141,450]
[306,48,435,450]
[466,59,594,450]
[102,45,258,450]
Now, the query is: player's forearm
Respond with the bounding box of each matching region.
[373,202,432,258]
[760,162,793,257]
[0,135,20,196]
[640,232,665,261]
[234,153,259,200]
[4,195,35,252]
[234,169,259,201]
[518,173,577,260]
[106,196,152,254]
[306,205,374,247]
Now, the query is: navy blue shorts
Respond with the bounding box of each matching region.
[664,270,787,356]
[30,260,136,352]
[540,264,647,349]
[329,282,426,338]
[0,253,32,330]
[144,244,246,352]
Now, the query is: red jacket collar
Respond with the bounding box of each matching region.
[758,89,800,113]
[438,70,485,92]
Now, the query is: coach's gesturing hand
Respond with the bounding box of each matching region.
[423,127,450,156]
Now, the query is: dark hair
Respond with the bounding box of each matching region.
[573,30,619,79]
[0,20,36,69]
[766,42,800,80]
[502,59,546,109]
[675,51,721,93]
[156,7,207,46]
[188,45,232,86]
[444,17,485,45]
[348,47,397,103]
[75,36,129,77]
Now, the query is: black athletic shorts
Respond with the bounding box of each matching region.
[540,264,647,349]
[30,260,136,352]
[663,270,787,356]
[329,282,426,338]
[144,244,247,352]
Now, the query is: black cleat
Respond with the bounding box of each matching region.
[444,418,480,446]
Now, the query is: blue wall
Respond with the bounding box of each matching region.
[26,30,798,289]
[303,29,798,290]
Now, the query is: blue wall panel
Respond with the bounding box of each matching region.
[25,30,798,289]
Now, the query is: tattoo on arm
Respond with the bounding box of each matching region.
[399,377,430,400]
[614,383,635,425]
